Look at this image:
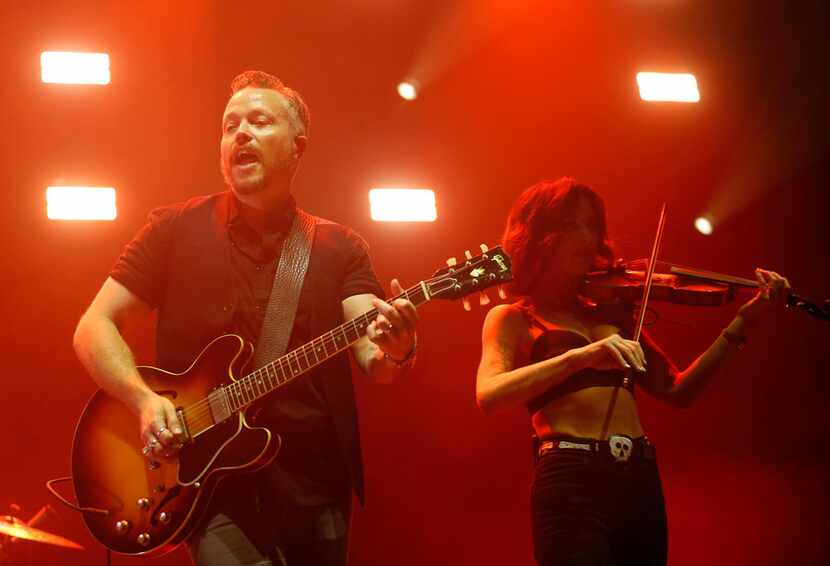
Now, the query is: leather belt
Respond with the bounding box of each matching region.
[537,435,656,463]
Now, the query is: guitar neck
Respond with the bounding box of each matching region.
[181,245,511,438]
[224,282,432,411]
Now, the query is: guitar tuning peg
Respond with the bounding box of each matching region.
[461,297,472,311]
[497,285,507,300]
[479,291,491,306]
[446,257,457,267]
[480,243,489,252]
[464,250,473,260]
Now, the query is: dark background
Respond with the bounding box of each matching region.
[1,1,827,564]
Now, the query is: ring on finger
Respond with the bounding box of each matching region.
[142,445,152,456]
[157,426,168,435]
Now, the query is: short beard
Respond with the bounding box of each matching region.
[220,157,266,195]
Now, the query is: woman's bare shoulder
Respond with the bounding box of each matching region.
[483,302,533,336]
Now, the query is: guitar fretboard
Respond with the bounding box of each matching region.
[186,282,431,436]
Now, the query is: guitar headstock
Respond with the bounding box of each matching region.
[426,244,513,309]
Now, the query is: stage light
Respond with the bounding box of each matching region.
[694,216,713,235]
[636,72,700,103]
[397,81,418,101]
[41,51,111,85]
[369,188,436,222]
[46,186,117,220]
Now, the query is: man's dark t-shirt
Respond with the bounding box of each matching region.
[110,192,384,506]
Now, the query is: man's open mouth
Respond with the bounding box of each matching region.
[234,150,260,166]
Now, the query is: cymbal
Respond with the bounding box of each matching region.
[0,516,83,550]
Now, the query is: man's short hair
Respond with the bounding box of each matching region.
[230,70,310,135]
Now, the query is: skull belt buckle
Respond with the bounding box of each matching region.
[608,435,633,463]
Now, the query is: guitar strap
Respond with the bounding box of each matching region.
[253,207,317,369]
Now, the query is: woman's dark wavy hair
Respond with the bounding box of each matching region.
[501,177,614,296]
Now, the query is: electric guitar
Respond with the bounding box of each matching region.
[67,245,512,556]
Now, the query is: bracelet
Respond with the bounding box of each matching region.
[721,329,747,350]
[384,335,418,369]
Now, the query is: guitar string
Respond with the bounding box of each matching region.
[180,259,499,433]
[182,314,373,431]
[181,290,415,432]
[180,299,389,423]
[180,280,425,429]
[181,309,380,432]
[179,284,427,433]
[179,261,490,433]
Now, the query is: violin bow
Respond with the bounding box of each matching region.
[633,203,668,341]
[599,203,667,441]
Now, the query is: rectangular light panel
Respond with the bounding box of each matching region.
[41,51,111,85]
[46,186,117,221]
[369,188,437,222]
[636,72,700,103]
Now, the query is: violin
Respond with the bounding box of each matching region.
[590,203,828,441]
[582,260,830,322]
[586,203,829,441]
[582,261,747,307]
[581,206,830,324]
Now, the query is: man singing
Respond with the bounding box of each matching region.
[73,71,418,565]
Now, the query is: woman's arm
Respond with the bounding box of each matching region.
[476,304,646,414]
[637,268,790,407]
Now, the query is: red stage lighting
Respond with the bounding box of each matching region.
[694,216,713,235]
[46,186,117,220]
[369,188,436,222]
[41,51,111,85]
[397,81,419,101]
[637,72,700,103]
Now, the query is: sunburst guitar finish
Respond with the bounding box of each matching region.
[72,335,279,556]
[69,246,513,555]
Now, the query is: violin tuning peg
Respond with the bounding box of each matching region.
[497,285,507,300]
[446,257,457,267]
[461,297,472,311]
[479,243,489,253]
[464,250,473,260]
[479,291,491,306]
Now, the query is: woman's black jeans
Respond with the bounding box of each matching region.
[531,439,668,566]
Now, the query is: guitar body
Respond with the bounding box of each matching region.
[71,335,281,556]
[66,246,513,556]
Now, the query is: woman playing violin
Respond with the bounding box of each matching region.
[476,177,790,565]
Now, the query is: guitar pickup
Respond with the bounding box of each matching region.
[207,388,232,424]
[175,408,192,443]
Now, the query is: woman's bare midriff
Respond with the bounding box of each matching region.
[518,304,645,440]
[531,386,645,439]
